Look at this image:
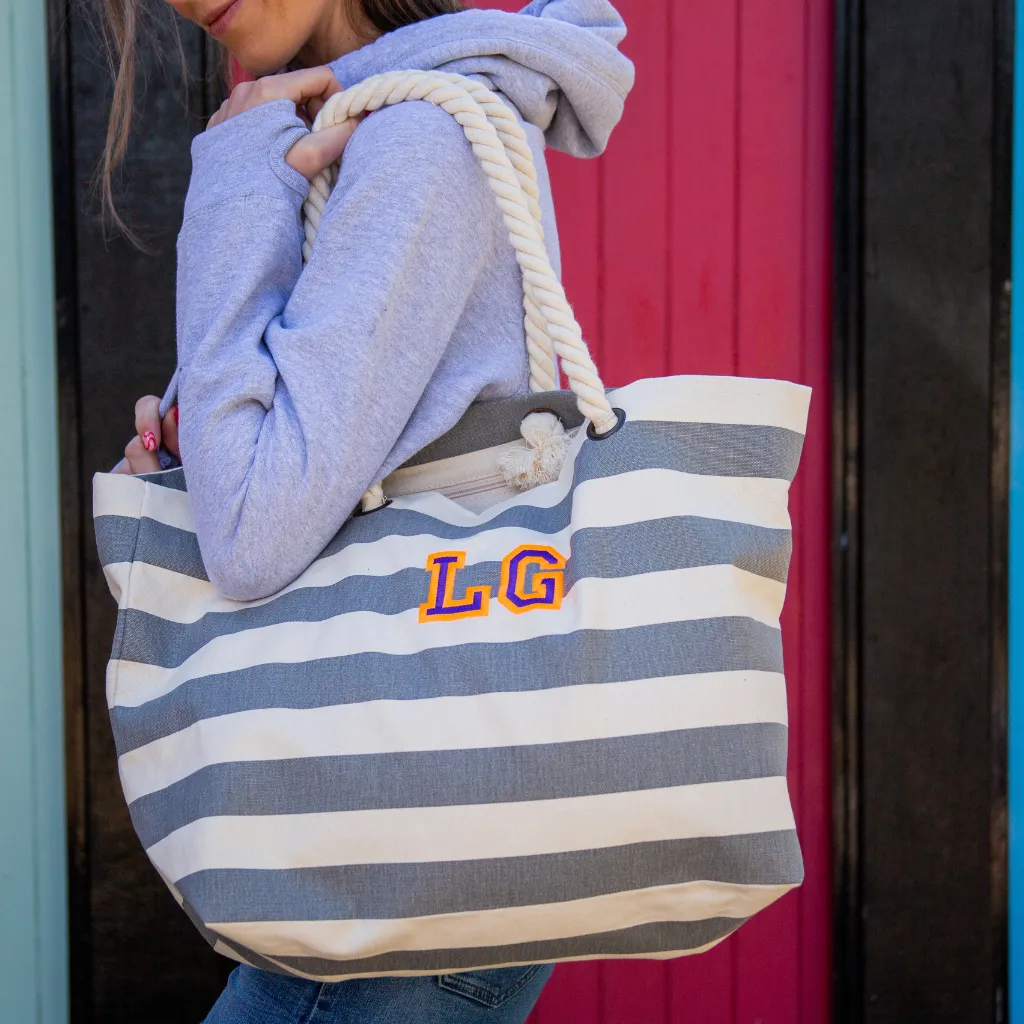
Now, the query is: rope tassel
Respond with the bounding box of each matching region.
[498,412,570,491]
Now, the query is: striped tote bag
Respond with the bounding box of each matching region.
[94,71,810,981]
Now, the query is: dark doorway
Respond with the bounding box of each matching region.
[832,0,1012,1020]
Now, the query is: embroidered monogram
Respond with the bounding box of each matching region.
[499,545,567,614]
[418,546,567,622]
[417,552,491,623]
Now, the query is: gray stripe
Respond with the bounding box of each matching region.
[177,831,802,924]
[129,723,789,848]
[95,421,804,571]
[115,517,792,669]
[404,390,587,465]
[138,469,188,491]
[407,418,805,482]
[110,618,784,756]
[93,513,141,579]
[94,516,144,571]
[229,919,749,979]
[178,895,304,978]
[97,516,209,581]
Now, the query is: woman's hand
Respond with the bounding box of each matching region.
[208,67,362,180]
[113,396,179,475]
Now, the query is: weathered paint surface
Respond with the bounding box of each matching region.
[473,0,833,1019]
[0,0,69,1020]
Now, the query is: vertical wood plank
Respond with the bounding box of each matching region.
[666,7,740,1021]
[597,5,668,1009]
[1011,0,1024,1015]
[734,0,808,1019]
[530,963,603,1023]
[799,0,834,1019]
[599,0,670,387]
[861,0,998,1015]
[602,961,668,1024]
[667,941,736,1024]
[548,152,602,354]
[668,0,740,378]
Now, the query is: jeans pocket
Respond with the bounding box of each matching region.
[436,964,549,1009]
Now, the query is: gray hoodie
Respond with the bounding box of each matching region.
[169,0,633,600]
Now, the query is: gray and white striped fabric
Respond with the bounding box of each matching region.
[94,373,809,981]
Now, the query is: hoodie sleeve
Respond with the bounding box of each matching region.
[175,101,493,600]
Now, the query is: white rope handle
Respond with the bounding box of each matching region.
[302,71,619,511]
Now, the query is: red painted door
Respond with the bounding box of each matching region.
[475,1,834,1021]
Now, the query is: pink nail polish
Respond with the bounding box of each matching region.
[172,405,179,427]
[142,431,157,452]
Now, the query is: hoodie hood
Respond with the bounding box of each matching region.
[328,0,634,158]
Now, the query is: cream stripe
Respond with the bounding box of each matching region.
[610,376,812,434]
[92,471,146,521]
[259,938,730,982]
[389,463,793,530]
[111,566,787,709]
[213,941,253,967]
[107,468,793,626]
[148,776,796,880]
[93,471,195,533]
[119,670,789,803]
[211,880,795,960]
[102,562,132,607]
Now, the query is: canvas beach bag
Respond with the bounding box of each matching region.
[93,71,810,982]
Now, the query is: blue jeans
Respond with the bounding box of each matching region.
[204,964,554,1024]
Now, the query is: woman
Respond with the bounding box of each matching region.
[102,0,632,1019]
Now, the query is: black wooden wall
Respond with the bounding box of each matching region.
[834,0,1012,1020]
[48,1,232,1019]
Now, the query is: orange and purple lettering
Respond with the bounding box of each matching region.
[418,551,491,623]
[498,545,567,614]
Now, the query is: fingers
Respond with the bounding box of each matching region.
[208,97,230,128]
[208,81,253,128]
[254,67,342,109]
[285,118,361,180]
[306,95,325,123]
[162,405,180,461]
[135,395,162,454]
[207,68,342,130]
[126,394,166,474]
[124,434,161,476]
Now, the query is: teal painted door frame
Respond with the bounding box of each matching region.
[0,0,69,1021]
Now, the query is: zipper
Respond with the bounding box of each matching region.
[438,470,511,502]
[384,439,528,500]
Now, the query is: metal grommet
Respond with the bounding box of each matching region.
[587,408,627,441]
[353,498,394,517]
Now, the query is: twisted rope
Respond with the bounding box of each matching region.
[302,71,618,511]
